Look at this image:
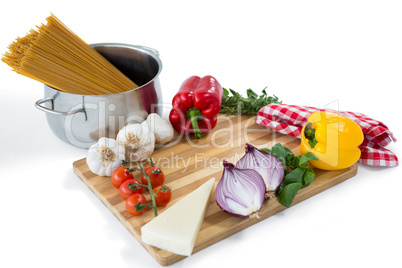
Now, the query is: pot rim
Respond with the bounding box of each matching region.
[44,43,162,97]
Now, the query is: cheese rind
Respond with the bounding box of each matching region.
[141,178,215,256]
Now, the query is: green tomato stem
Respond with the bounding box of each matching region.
[154,185,171,196]
[138,162,158,217]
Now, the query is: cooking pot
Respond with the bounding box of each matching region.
[35,43,163,148]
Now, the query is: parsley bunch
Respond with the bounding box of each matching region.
[220,87,281,115]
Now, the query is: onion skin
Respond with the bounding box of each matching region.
[236,143,284,193]
[215,161,266,218]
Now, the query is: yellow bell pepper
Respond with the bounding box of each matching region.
[300,111,364,170]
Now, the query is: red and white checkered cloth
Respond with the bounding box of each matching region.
[255,103,398,167]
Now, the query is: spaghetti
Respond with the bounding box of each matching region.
[1,14,138,95]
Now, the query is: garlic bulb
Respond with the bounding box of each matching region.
[116,123,155,162]
[141,113,174,145]
[86,137,125,176]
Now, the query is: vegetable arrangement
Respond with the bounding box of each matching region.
[79,73,375,261]
[86,75,364,223]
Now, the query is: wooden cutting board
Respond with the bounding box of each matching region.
[73,115,358,266]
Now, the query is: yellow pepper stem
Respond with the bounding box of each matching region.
[304,122,318,148]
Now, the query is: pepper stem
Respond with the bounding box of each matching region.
[304,122,318,149]
[186,107,205,139]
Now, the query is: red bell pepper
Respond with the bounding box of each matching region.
[169,75,223,139]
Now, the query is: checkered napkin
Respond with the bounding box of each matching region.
[255,103,398,167]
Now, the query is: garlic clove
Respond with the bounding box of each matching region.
[86,137,125,176]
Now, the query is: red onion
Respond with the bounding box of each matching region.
[215,161,266,218]
[236,143,284,193]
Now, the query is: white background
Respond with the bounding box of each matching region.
[0,1,401,267]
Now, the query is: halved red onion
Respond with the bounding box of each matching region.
[215,161,266,218]
[236,143,284,193]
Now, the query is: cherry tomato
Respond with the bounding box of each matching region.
[153,185,172,206]
[141,166,165,189]
[125,193,148,216]
[119,179,143,200]
[111,167,133,188]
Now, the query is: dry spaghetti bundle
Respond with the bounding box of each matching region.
[1,14,138,95]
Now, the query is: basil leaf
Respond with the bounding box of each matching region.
[284,147,294,164]
[299,152,318,165]
[271,143,287,159]
[283,146,294,157]
[277,157,287,172]
[289,156,300,169]
[299,161,310,169]
[260,148,271,154]
[283,167,305,184]
[303,168,315,185]
[277,183,285,195]
[279,182,303,208]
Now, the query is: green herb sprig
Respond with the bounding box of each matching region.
[220,87,281,115]
[261,143,318,208]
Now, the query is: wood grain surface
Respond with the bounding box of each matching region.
[73,115,358,266]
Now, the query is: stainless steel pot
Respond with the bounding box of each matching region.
[35,43,163,148]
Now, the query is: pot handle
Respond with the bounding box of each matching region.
[35,98,87,120]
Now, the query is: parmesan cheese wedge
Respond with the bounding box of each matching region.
[141,178,215,256]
